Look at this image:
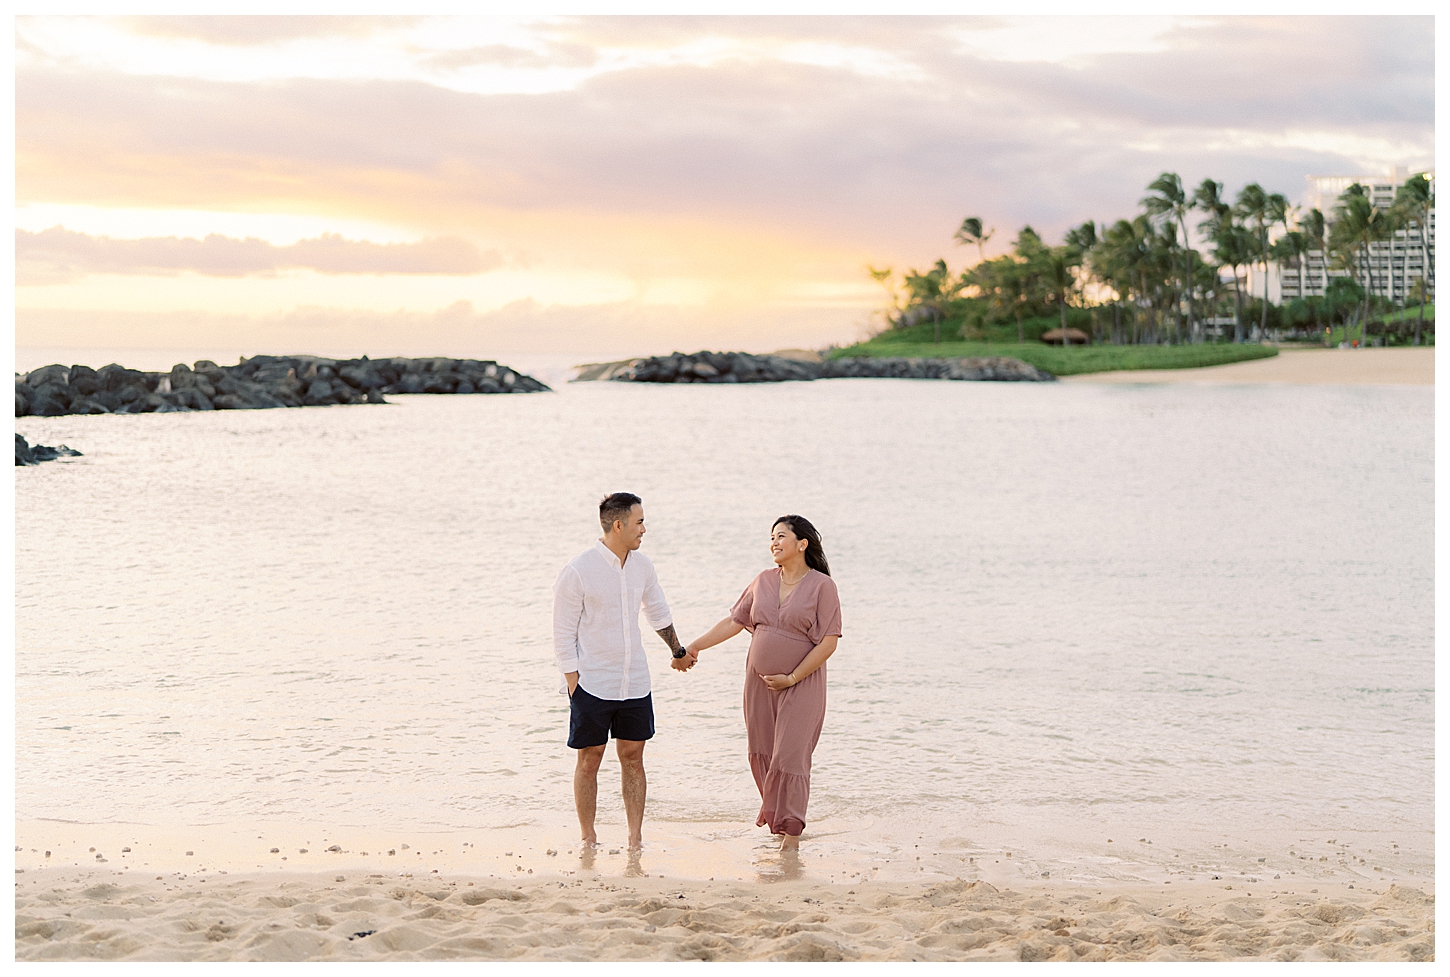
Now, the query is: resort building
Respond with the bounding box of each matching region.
[1270,166,1434,305]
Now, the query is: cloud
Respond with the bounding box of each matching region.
[426,42,597,71]
[17,226,500,284]
[110,15,420,47]
[14,16,1434,286]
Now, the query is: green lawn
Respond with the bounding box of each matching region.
[1375,304,1435,325]
[829,338,1279,377]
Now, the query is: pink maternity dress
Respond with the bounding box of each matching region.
[730,567,842,837]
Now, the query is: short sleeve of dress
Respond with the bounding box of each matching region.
[730,577,757,631]
[808,575,842,644]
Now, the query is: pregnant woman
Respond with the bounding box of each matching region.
[685,515,841,850]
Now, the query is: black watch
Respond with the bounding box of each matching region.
[672,646,688,659]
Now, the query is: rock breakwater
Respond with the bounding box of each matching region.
[15,356,551,417]
[15,433,82,466]
[575,350,1055,384]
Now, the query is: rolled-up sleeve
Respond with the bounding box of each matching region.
[553,564,584,678]
[640,561,673,632]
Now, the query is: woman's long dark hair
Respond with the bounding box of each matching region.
[773,514,830,577]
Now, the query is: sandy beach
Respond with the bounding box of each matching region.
[1063,346,1434,385]
[14,819,1433,961]
[15,867,1433,962]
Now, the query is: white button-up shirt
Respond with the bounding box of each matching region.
[552,540,674,700]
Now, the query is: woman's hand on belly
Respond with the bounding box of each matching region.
[760,672,797,691]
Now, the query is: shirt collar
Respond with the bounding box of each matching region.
[595,539,625,569]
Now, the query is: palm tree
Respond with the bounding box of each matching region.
[1141,172,1198,342]
[1012,227,1048,343]
[1330,184,1391,346]
[1065,221,1099,341]
[1098,217,1152,343]
[1393,174,1434,344]
[1209,223,1256,343]
[866,265,901,332]
[1233,183,1288,341]
[1194,179,1234,341]
[903,259,963,345]
[953,217,995,266]
[1270,231,1309,338]
[971,257,1029,345]
[1044,247,1081,346]
[1299,208,1328,296]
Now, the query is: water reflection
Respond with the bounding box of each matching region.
[754,844,803,882]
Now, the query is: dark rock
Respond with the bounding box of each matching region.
[213,375,275,408]
[249,363,298,385]
[98,364,153,393]
[374,361,404,385]
[66,397,111,415]
[119,392,168,413]
[116,383,149,405]
[30,382,74,416]
[193,360,227,382]
[92,389,123,412]
[25,364,70,388]
[15,355,546,416]
[304,378,340,406]
[168,363,197,390]
[69,365,100,396]
[338,362,385,390]
[17,433,82,466]
[263,377,304,407]
[587,350,1056,385]
[172,387,214,411]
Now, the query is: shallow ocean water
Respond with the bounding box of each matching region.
[14,367,1434,884]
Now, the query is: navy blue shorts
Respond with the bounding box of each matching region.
[568,685,655,749]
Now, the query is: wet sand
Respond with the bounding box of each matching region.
[15,820,1433,961]
[1064,346,1434,385]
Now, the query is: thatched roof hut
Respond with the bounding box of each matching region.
[1040,327,1090,346]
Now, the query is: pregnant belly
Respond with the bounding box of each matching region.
[746,627,812,676]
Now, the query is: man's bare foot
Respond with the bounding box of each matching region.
[780,834,800,851]
[580,837,598,849]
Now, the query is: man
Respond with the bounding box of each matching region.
[552,492,692,851]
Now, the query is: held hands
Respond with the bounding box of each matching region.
[671,644,701,672]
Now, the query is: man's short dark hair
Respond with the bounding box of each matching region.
[600,492,642,532]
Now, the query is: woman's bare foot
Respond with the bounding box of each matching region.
[780,834,800,852]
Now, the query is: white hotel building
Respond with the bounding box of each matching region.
[1253,166,1434,306]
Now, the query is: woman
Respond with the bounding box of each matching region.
[685,515,841,850]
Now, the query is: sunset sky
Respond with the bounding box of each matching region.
[13,14,1435,359]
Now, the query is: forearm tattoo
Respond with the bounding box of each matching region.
[655,624,682,651]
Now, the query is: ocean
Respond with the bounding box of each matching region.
[14,358,1433,887]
